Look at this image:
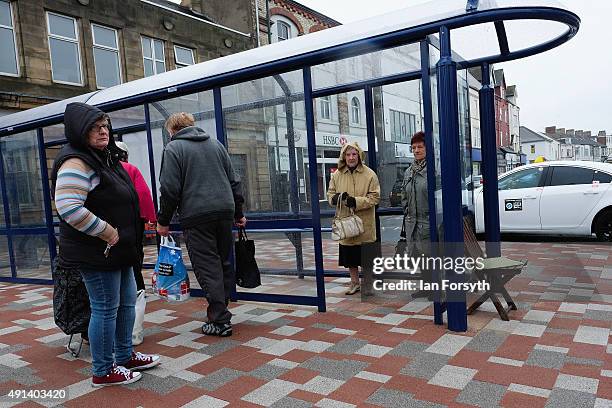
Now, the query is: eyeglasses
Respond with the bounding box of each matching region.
[91,123,109,132]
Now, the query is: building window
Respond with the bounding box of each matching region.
[277,20,290,41]
[320,96,331,120]
[4,148,35,205]
[91,24,121,88]
[141,36,165,77]
[351,97,360,124]
[174,45,194,68]
[0,0,18,76]
[390,109,416,143]
[46,12,82,85]
[530,145,535,154]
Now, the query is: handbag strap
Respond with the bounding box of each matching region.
[400,211,407,238]
[335,194,355,217]
[238,227,248,241]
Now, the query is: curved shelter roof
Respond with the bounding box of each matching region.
[0,0,579,136]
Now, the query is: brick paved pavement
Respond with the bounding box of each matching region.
[0,239,610,407]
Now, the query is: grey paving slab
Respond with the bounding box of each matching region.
[389,341,430,358]
[545,389,597,408]
[0,343,30,356]
[0,365,43,386]
[300,356,368,381]
[400,353,451,380]
[564,356,604,367]
[249,364,289,381]
[127,373,188,395]
[197,339,240,356]
[366,388,446,408]
[465,330,508,353]
[371,307,397,315]
[311,323,335,330]
[193,368,245,391]
[326,337,369,355]
[584,310,612,322]
[267,318,296,327]
[456,380,507,408]
[270,397,314,408]
[539,292,567,301]
[526,349,565,369]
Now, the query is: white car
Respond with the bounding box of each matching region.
[474,161,612,241]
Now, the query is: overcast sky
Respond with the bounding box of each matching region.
[173,0,612,134]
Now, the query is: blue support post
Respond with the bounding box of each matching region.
[478,63,501,257]
[303,67,326,312]
[37,129,57,263]
[420,38,445,325]
[436,26,467,332]
[143,104,159,213]
[0,139,16,278]
[364,85,382,245]
[213,87,238,302]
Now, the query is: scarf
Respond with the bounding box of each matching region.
[410,159,426,175]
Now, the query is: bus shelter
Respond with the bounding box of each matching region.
[0,0,579,332]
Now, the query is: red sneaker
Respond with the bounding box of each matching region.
[91,365,141,387]
[122,351,161,371]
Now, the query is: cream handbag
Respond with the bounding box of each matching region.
[331,196,364,241]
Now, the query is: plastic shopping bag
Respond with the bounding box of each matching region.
[132,289,146,345]
[152,235,190,301]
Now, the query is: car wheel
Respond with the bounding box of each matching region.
[595,210,612,242]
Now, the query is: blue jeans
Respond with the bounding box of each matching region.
[80,267,136,376]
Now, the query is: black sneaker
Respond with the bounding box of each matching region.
[202,322,232,337]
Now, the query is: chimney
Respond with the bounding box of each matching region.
[545,126,556,134]
[598,130,607,136]
[567,129,575,136]
[180,0,203,15]
[584,131,591,137]
[557,128,565,136]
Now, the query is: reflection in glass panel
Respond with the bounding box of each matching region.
[236,231,321,297]
[314,90,368,212]
[0,235,10,276]
[13,234,51,278]
[92,25,117,48]
[148,91,216,205]
[429,42,443,239]
[373,81,423,208]
[121,131,153,194]
[1,131,46,227]
[108,105,145,129]
[457,70,473,213]
[222,70,309,214]
[312,43,421,90]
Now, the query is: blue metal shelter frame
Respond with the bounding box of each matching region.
[0,1,579,332]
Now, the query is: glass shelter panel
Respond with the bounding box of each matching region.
[1,131,46,227]
[108,105,145,129]
[450,23,500,62]
[429,42,443,239]
[13,234,51,279]
[457,70,473,213]
[222,70,309,214]
[312,43,421,90]
[0,235,9,276]
[372,80,423,209]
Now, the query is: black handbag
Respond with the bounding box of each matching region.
[52,258,90,357]
[234,227,261,288]
[395,212,408,256]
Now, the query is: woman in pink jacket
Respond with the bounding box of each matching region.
[115,142,157,292]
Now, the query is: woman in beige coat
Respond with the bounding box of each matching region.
[327,142,381,295]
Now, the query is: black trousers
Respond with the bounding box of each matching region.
[133,218,146,291]
[184,219,234,325]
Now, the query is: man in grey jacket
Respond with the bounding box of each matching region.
[157,112,246,337]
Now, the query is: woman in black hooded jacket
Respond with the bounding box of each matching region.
[51,102,160,387]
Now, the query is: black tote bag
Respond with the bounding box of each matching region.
[52,258,90,335]
[234,227,261,288]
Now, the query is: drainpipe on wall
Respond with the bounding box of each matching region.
[266,0,272,45]
[254,0,261,46]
